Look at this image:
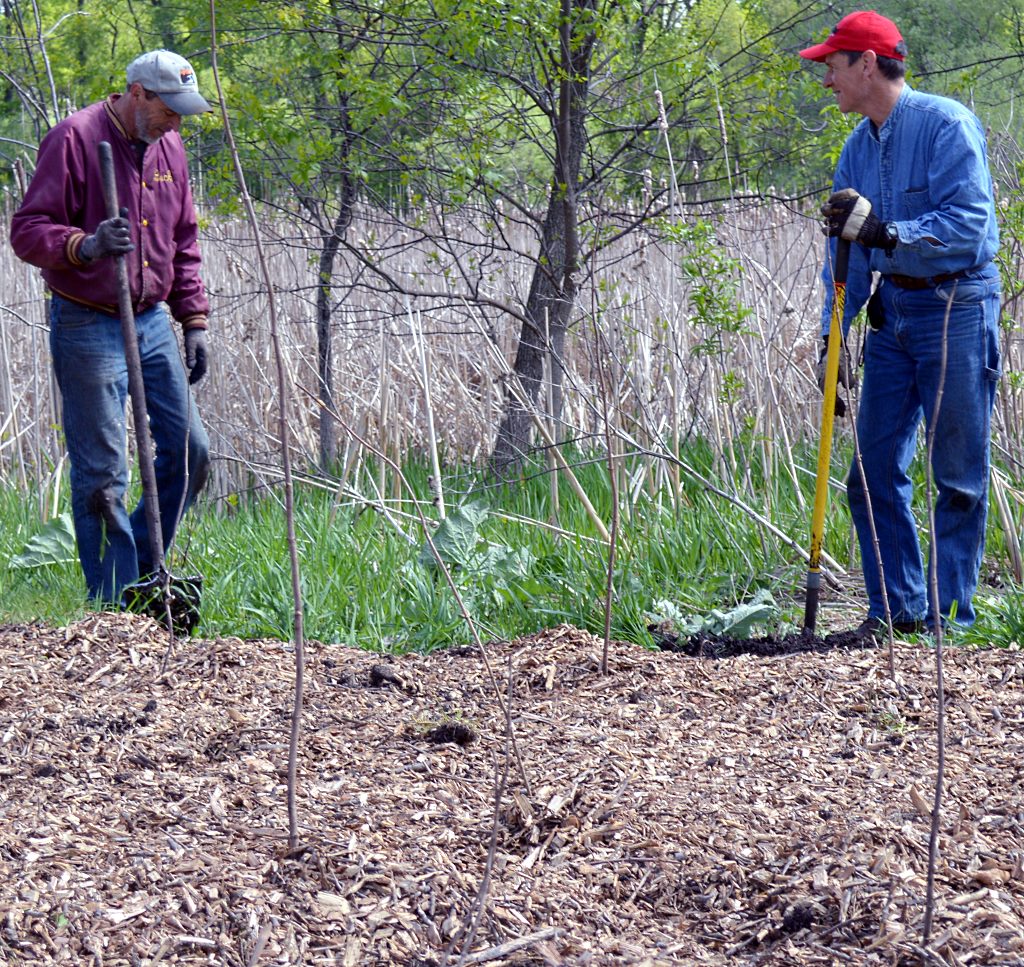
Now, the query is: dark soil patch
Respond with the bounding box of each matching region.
[423,721,478,746]
[655,627,872,658]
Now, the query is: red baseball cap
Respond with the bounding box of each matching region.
[799,10,905,62]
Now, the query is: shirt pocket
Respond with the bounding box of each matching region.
[902,188,930,220]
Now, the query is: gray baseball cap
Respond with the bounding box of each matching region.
[126,50,212,115]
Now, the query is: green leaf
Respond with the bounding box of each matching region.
[419,501,490,569]
[11,513,77,569]
[650,589,779,639]
[698,590,779,638]
[476,542,534,583]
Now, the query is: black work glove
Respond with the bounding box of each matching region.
[184,328,209,385]
[81,208,134,261]
[816,335,857,419]
[821,189,892,249]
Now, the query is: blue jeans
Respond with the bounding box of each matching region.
[49,296,210,605]
[847,271,1001,627]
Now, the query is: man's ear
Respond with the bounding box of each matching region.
[861,50,878,73]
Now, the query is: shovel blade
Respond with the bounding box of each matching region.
[123,572,203,635]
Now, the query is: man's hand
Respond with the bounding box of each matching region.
[81,210,134,261]
[816,335,857,418]
[184,329,209,385]
[821,189,892,249]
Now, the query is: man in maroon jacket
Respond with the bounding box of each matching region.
[11,50,213,608]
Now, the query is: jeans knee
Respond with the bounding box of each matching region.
[87,483,121,527]
[184,422,210,488]
[846,466,866,506]
[948,488,981,513]
[192,450,210,495]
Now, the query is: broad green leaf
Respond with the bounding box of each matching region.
[419,501,490,569]
[11,513,77,569]
[650,589,779,639]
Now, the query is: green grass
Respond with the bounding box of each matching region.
[1,445,1021,651]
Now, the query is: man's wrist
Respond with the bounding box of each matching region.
[181,314,209,331]
[858,214,892,249]
[69,232,94,266]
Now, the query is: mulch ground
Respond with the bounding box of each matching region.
[0,614,1022,966]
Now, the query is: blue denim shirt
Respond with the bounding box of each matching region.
[820,85,999,333]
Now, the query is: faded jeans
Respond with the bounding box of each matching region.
[847,270,1001,627]
[49,295,209,605]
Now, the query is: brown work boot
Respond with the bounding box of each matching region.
[853,616,928,644]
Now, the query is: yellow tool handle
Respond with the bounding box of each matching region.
[804,237,851,632]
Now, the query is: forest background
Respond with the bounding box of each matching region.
[1,0,1023,649]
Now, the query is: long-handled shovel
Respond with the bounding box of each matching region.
[98,140,202,634]
[803,237,851,634]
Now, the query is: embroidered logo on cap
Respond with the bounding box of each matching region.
[179,67,194,86]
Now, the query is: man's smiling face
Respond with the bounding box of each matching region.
[823,51,868,116]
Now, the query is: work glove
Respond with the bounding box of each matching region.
[184,328,209,385]
[816,335,857,418]
[80,208,134,261]
[820,189,892,249]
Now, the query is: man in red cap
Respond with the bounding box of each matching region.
[800,12,1001,639]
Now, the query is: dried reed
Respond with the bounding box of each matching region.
[1,198,1021,528]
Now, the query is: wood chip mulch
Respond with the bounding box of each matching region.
[1,614,1022,966]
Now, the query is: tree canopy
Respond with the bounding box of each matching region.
[4,0,1022,207]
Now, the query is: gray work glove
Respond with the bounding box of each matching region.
[184,328,209,385]
[81,209,134,261]
[816,335,857,418]
[821,189,892,249]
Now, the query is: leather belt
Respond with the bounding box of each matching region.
[885,270,969,290]
[59,293,157,317]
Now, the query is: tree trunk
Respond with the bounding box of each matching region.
[489,0,595,476]
[316,227,342,467]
